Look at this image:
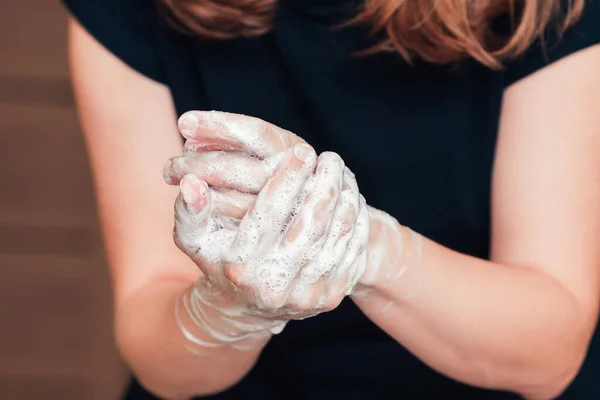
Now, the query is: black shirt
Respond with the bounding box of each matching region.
[63,0,600,398]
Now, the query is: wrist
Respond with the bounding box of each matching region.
[354,207,423,300]
[176,277,277,352]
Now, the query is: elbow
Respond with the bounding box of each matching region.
[111,279,254,399]
[134,372,242,400]
[114,314,244,399]
[515,314,593,399]
[518,359,582,400]
[116,330,243,399]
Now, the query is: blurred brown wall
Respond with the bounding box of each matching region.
[0,1,127,399]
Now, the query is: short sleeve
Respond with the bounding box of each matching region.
[503,0,600,86]
[63,0,166,83]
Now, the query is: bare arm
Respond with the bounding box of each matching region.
[160,51,600,397]
[68,18,268,399]
[353,45,600,399]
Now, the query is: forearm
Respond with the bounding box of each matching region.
[353,220,592,399]
[115,277,268,399]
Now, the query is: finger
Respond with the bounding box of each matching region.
[228,144,316,311]
[277,153,346,313]
[173,174,214,257]
[210,187,255,220]
[233,144,317,259]
[183,139,231,154]
[332,171,361,248]
[342,166,358,194]
[282,152,345,254]
[299,173,360,286]
[346,245,369,296]
[178,111,306,159]
[332,195,370,296]
[317,230,366,313]
[163,151,269,194]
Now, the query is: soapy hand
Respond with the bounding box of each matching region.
[163,111,306,219]
[178,110,306,157]
[165,111,422,350]
[171,143,370,349]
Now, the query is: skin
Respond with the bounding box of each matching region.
[170,146,368,352]
[69,14,600,400]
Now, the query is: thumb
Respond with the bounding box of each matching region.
[174,174,213,256]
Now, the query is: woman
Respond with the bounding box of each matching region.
[64,0,600,399]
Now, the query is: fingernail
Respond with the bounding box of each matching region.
[180,175,206,214]
[294,144,312,162]
[180,184,197,213]
[178,112,199,136]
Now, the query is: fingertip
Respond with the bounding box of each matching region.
[162,157,177,185]
[181,174,209,194]
[178,111,199,138]
[180,174,210,214]
[293,143,316,163]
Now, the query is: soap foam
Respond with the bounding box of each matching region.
[172,113,373,350]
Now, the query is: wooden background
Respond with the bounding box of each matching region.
[0,1,128,399]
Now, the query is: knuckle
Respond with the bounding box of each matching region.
[290,299,313,313]
[323,296,343,312]
[288,285,319,312]
[319,151,344,166]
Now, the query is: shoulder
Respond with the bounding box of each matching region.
[63,0,167,83]
[503,0,600,86]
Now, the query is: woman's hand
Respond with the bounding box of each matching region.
[170,144,370,350]
[163,111,423,313]
[163,146,277,219]
[164,87,600,396]
[163,110,305,219]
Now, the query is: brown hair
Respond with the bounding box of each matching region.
[157,0,584,68]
